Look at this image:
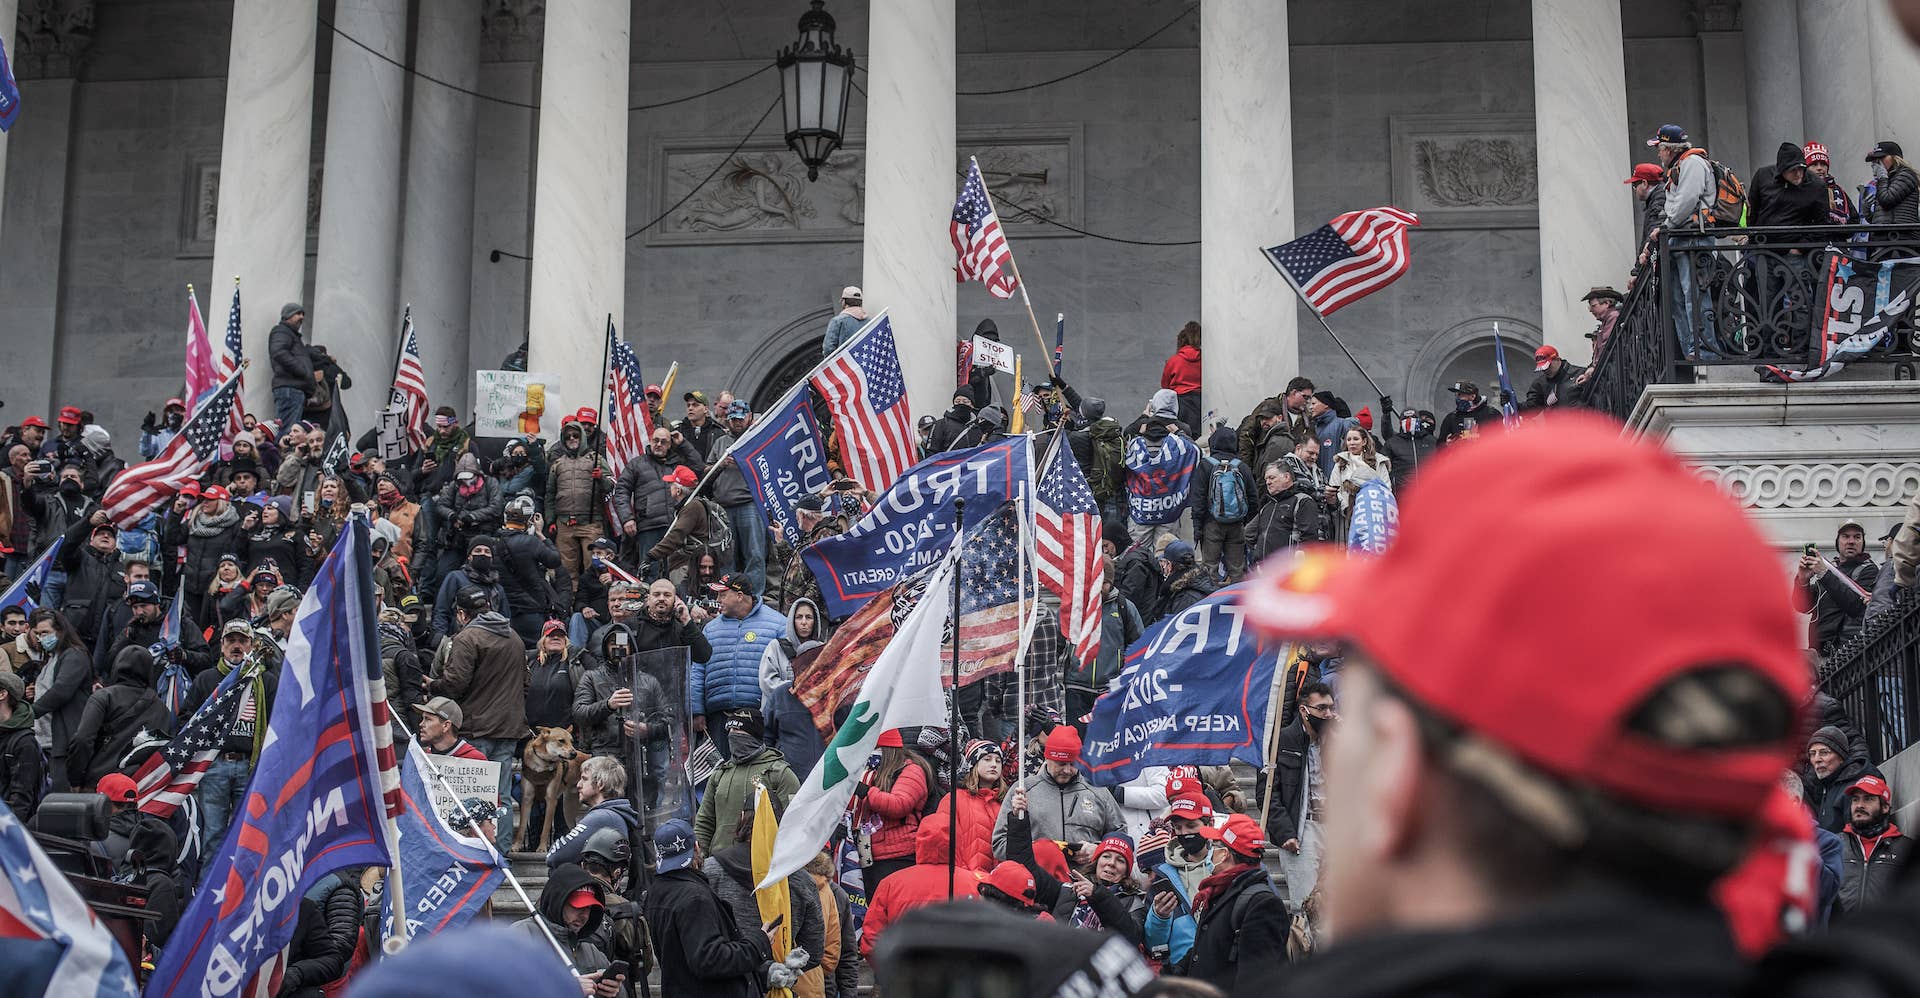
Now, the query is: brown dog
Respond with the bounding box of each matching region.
[518,726,583,853]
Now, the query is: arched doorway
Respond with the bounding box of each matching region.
[728,306,834,409]
[1402,316,1541,416]
[753,340,829,415]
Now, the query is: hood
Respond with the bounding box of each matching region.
[110,645,158,688]
[914,818,956,865]
[464,611,516,638]
[1176,344,1200,362]
[972,318,1000,341]
[590,797,642,833]
[1148,389,1180,420]
[127,817,179,870]
[1776,141,1806,176]
[536,863,605,937]
[1080,397,1107,423]
[1206,425,1238,458]
[711,843,755,888]
[0,701,34,730]
[785,597,829,648]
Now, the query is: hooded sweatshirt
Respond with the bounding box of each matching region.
[547,797,643,869]
[437,611,527,740]
[860,821,981,959]
[69,646,174,786]
[991,768,1125,858]
[0,701,43,821]
[1161,345,1202,395]
[514,863,613,978]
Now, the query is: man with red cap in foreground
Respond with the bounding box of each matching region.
[1241,414,1920,997]
[1838,774,1910,915]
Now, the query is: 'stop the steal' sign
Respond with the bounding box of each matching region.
[802,436,1031,619]
[1081,582,1284,786]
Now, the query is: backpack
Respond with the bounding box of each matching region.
[1204,457,1249,524]
[1676,150,1745,227]
[1088,425,1125,499]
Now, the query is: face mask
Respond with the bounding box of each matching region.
[37,633,59,652]
[1175,833,1211,862]
[1454,397,1475,414]
[59,480,82,497]
[165,413,184,430]
[1399,416,1419,436]
[728,731,763,762]
[469,554,493,575]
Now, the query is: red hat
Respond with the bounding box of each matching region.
[1243,415,1804,821]
[1355,406,1374,431]
[565,886,604,910]
[1848,775,1892,804]
[1623,162,1665,184]
[1804,141,1831,165]
[644,384,663,397]
[1533,344,1561,371]
[574,407,598,425]
[57,406,82,424]
[177,482,203,500]
[200,484,232,502]
[1198,813,1267,858]
[1030,838,1072,882]
[541,618,567,637]
[982,861,1038,905]
[876,729,904,748]
[97,773,138,802]
[1043,725,1082,763]
[165,397,186,410]
[20,416,47,429]
[1092,834,1136,870]
[662,465,697,488]
[1166,792,1213,821]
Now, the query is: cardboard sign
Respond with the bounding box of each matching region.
[474,370,563,439]
[970,335,1015,374]
[420,757,502,812]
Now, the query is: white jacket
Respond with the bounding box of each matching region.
[1663,151,1715,229]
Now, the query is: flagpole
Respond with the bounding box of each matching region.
[948,496,964,900]
[1260,249,1388,399]
[1053,313,1065,379]
[969,157,1056,366]
[1257,644,1295,827]
[600,316,616,461]
[390,714,578,974]
[1014,485,1028,783]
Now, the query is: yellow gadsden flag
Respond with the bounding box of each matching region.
[751,782,792,997]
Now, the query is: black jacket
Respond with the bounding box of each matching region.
[1263,717,1314,842]
[643,866,772,998]
[573,628,672,759]
[1173,863,1287,993]
[98,600,212,680]
[435,475,504,553]
[1749,144,1832,238]
[497,527,562,617]
[0,708,45,821]
[613,446,700,534]
[1113,545,1166,625]
[1525,363,1589,410]
[1870,163,1920,227]
[1810,755,1883,835]
[68,646,174,786]
[185,658,278,755]
[31,646,93,767]
[926,404,978,455]
[268,321,315,393]
[1160,565,1219,620]
[55,520,124,644]
[1839,825,1912,915]
[1811,554,1880,655]
[526,646,583,730]
[1245,486,1326,564]
[281,873,363,993]
[1437,401,1503,446]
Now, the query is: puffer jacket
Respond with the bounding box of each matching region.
[544,445,610,521]
[613,444,701,533]
[435,473,503,552]
[695,601,789,715]
[933,784,1004,872]
[68,647,174,786]
[281,872,363,994]
[435,611,527,740]
[694,746,800,852]
[497,527,561,617]
[857,757,931,862]
[990,769,1125,857]
[859,821,979,959]
[1870,162,1920,227]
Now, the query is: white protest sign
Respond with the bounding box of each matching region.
[473,370,563,439]
[970,335,1015,374]
[421,757,502,813]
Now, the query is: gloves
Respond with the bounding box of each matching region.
[141,411,157,433]
[766,963,800,989]
[852,781,870,798]
[783,948,810,970]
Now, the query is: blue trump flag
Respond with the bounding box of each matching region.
[0,37,19,132]
[0,537,60,611]
[149,519,401,997]
[801,435,1031,619]
[730,386,832,548]
[380,743,506,940]
[1491,323,1520,425]
[1082,583,1283,786]
[1346,478,1399,555]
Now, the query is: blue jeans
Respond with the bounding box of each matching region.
[272,386,307,432]
[568,611,593,649]
[727,502,767,594]
[199,757,253,854]
[1668,233,1721,361]
[467,735,520,851]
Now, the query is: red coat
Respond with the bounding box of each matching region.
[858,760,930,861]
[860,822,980,959]
[934,786,1004,873]
[1160,345,1202,395]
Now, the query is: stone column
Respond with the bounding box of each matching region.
[1695,1,1750,179]
[1532,0,1634,356]
[1868,0,1920,154]
[1799,0,1876,171]
[0,77,72,422]
[398,0,482,415]
[1743,0,1804,173]
[1201,0,1296,426]
[860,0,956,418]
[525,0,628,420]
[209,0,321,419]
[313,0,408,434]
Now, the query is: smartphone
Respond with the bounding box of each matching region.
[603,960,629,981]
[764,914,785,933]
[1804,543,1819,557]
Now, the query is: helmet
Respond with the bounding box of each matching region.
[504,494,536,523]
[577,826,633,870]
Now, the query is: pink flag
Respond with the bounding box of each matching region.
[183,285,218,405]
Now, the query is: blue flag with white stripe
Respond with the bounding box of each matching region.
[0,538,61,612]
[379,744,506,940]
[1491,325,1520,425]
[0,806,139,997]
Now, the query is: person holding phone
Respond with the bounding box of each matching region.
[511,862,627,996]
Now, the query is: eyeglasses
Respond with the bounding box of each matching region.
[1301,703,1337,717]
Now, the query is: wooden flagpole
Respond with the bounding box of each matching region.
[970,157,1056,367]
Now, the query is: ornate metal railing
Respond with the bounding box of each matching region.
[1821,588,1920,765]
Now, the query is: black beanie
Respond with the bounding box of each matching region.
[1808,725,1848,758]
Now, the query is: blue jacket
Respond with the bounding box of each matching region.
[695,601,788,714]
[1144,862,1198,965]
[546,798,642,869]
[1311,410,1358,479]
[822,310,864,358]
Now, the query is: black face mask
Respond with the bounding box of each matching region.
[59,480,83,497]
[165,412,184,430]
[468,554,493,575]
[1176,833,1211,861]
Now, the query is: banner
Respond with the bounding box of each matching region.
[1346,478,1399,554]
[802,435,1031,618]
[473,369,563,439]
[1082,583,1282,786]
[1123,434,1199,527]
[970,335,1015,374]
[1759,255,1920,383]
[732,388,833,549]
[0,37,19,132]
[380,745,506,941]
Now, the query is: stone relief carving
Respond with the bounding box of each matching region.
[1696,461,1920,510]
[13,0,95,79]
[1389,114,1537,229]
[1412,138,1536,208]
[675,153,821,234]
[179,159,324,258]
[1690,0,1741,33]
[481,0,544,62]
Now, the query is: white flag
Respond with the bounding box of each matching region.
[757,554,956,889]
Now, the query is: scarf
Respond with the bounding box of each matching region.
[188,502,241,538]
[457,476,485,499]
[217,653,270,764]
[1191,861,1254,917]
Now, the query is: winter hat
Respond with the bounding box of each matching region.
[1356,407,1374,432]
[1030,838,1072,883]
[1079,396,1107,423]
[963,738,1002,771]
[1312,390,1337,409]
[877,729,905,748]
[280,302,305,321]
[723,708,765,742]
[1135,818,1174,872]
[1206,425,1238,456]
[1804,142,1831,166]
[978,405,1006,429]
[264,494,294,522]
[1091,833,1136,870]
[1808,726,1848,758]
[1102,521,1132,553]
[1043,725,1082,763]
[1148,389,1179,420]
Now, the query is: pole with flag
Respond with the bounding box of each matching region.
[955,157,1056,366]
[1262,207,1421,398]
[1009,355,1026,434]
[947,496,964,899]
[219,277,246,441]
[183,284,219,406]
[1491,321,1521,426]
[0,538,60,612]
[1053,312,1065,378]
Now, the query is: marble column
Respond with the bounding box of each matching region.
[0,0,18,244]
[1743,0,1804,173]
[0,77,72,422]
[1868,0,1920,155]
[860,0,956,419]
[313,0,408,434]
[525,0,629,420]
[1200,0,1296,427]
[209,0,321,420]
[1531,0,1634,356]
[1799,0,1877,171]
[1697,28,1751,179]
[398,0,482,415]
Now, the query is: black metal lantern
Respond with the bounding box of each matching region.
[777,0,854,181]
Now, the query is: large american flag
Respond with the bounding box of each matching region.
[219,279,247,440]
[1036,440,1103,667]
[952,158,1019,299]
[811,316,915,492]
[132,663,249,818]
[183,285,218,405]
[605,320,655,473]
[386,309,431,452]
[101,368,241,528]
[947,502,1027,685]
[1263,207,1420,316]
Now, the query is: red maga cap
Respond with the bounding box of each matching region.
[1848,775,1892,803]
[1197,813,1266,858]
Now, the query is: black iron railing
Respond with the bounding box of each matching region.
[1821,588,1920,765]
[1583,224,1920,422]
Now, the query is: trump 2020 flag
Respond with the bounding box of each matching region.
[0,806,139,998]
[0,537,60,612]
[149,519,402,997]
[0,37,19,132]
[1082,583,1283,787]
[759,553,956,889]
[728,386,833,550]
[380,743,506,940]
[1346,478,1399,554]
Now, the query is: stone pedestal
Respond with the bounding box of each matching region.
[209,0,321,419]
[525,0,629,420]
[399,0,482,414]
[1531,0,1632,357]
[860,0,956,418]
[314,0,409,433]
[1201,0,1296,428]
[1743,0,1804,174]
[1799,0,1876,170]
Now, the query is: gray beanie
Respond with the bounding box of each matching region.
[1080,396,1107,422]
[280,302,305,321]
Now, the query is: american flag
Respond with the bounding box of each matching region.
[1035,441,1103,667]
[952,158,1019,299]
[183,285,218,405]
[811,316,915,492]
[946,502,1027,686]
[605,319,655,473]
[1263,206,1420,316]
[386,308,431,452]
[100,368,241,528]
[219,279,246,440]
[132,663,249,818]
